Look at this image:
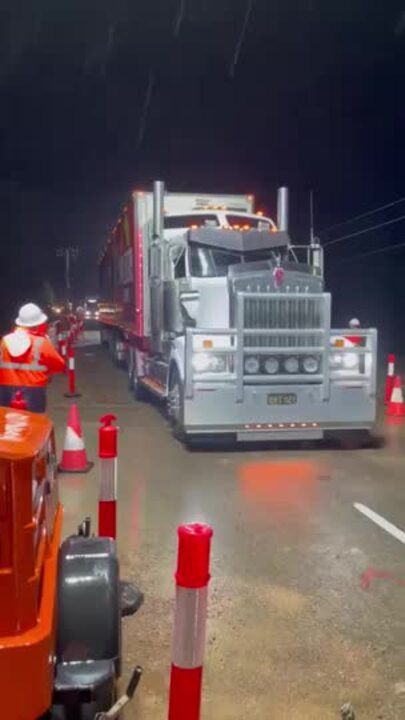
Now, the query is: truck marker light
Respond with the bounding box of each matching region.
[203,339,213,349]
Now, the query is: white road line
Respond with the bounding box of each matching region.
[354,503,405,544]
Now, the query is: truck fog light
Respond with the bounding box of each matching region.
[244,356,260,374]
[284,356,299,374]
[302,356,319,374]
[264,357,279,374]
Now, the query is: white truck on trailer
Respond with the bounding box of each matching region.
[99,182,377,442]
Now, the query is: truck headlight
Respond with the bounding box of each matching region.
[192,352,227,374]
[284,356,299,374]
[264,356,279,374]
[244,356,260,374]
[302,355,319,374]
[342,352,358,370]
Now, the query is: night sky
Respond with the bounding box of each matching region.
[0,1,404,348]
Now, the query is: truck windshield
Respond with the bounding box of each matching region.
[189,245,289,277]
[190,246,242,277]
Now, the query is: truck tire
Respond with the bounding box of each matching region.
[168,366,185,441]
[128,349,149,402]
[52,535,121,720]
[112,333,126,369]
[100,325,110,347]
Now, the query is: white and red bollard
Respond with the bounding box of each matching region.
[56,321,63,354]
[168,523,213,720]
[10,390,27,410]
[60,332,67,372]
[98,414,118,540]
[64,344,82,398]
[385,354,396,405]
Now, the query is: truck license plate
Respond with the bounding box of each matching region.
[267,393,297,406]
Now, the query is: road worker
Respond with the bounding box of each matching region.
[0,303,65,412]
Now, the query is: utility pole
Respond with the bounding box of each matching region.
[56,247,78,297]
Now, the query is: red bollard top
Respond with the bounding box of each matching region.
[388,353,396,364]
[67,344,74,358]
[175,523,213,589]
[99,414,118,458]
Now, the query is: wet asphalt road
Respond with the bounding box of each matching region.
[49,335,405,719]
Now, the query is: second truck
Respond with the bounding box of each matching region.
[98,183,377,443]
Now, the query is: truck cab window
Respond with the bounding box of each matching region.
[174,250,186,278]
[190,245,241,277]
[164,214,219,229]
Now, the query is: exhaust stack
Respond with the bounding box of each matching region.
[153,180,165,244]
[277,187,289,233]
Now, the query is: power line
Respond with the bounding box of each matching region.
[339,238,405,264]
[318,194,405,236]
[229,0,254,78]
[324,212,405,248]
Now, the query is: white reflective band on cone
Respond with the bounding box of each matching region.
[388,363,394,374]
[172,586,208,669]
[69,358,74,370]
[65,427,85,451]
[99,457,117,501]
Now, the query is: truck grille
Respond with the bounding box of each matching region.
[243,294,324,348]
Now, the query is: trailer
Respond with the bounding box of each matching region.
[98,183,377,443]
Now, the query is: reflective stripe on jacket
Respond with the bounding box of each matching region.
[0,331,65,387]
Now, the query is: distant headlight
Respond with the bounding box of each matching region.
[302,356,319,374]
[264,357,279,375]
[244,356,260,374]
[284,356,299,374]
[85,311,91,318]
[192,352,227,374]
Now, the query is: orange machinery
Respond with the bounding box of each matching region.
[0,407,142,720]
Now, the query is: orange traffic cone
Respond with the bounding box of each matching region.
[58,404,93,473]
[386,376,405,419]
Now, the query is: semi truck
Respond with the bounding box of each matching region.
[98,182,377,443]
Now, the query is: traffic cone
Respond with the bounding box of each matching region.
[58,404,93,473]
[386,376,405,419]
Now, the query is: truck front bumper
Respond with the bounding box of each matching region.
[184,382,376,441]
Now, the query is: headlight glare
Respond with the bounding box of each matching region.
[342,352,358,370]
[192,352,227,374]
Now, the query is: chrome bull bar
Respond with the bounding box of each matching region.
[184,292,377,404]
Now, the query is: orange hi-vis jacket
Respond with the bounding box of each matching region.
[0,328,65,388]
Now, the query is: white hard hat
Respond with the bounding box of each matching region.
[15,303,48,328]
[349,318,360,328]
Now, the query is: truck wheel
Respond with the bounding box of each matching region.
[128,350,149,402]
[168,367,185,440]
